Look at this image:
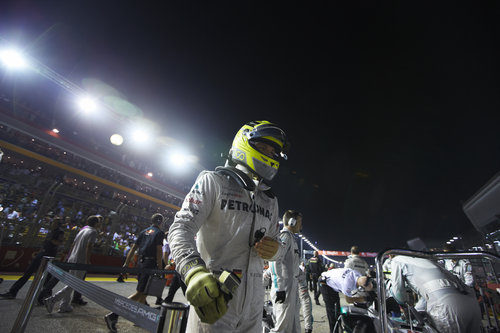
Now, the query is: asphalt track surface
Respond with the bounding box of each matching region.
[0,274,333,333]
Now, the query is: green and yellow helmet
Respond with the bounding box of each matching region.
[229,120,289,182]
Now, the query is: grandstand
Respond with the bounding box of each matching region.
[0,99,190,271]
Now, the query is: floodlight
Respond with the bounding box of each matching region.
[147,172,153,177]
[170,152,187,166]
[52,128,60,134]
[132,129,150,143]
[446,241,451,244]
[453,236,459,240]
[0,49,28,69]
[186,154,199,164]
[77,96,97,113]
[110,134,124,146]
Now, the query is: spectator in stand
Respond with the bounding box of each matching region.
[6,205,20,220]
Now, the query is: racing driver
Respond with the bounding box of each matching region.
[168,120,289,332]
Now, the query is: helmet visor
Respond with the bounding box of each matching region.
[246,124,289,157]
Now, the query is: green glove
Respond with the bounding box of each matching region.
[192,294,227,324]
[185,266,227,324]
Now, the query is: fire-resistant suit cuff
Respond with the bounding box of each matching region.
[180,257,207,282]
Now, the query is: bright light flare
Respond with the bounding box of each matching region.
[170,152,187,166]
[147,172,153,177]
[132,129,150,143]
[52,128,60,134]
[78,96,97,113]
[110,134,124,146]
[0,49,29,69]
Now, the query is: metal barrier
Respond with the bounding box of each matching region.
[375,249,500,333]
[9,259,189,333]
[157,302,189,333]
[10,256,53,333]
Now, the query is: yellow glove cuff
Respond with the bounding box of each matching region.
[185,266,209,285]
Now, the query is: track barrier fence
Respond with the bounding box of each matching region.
[10,256,189,333]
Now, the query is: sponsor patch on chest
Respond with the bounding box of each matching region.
[220,199,272,221]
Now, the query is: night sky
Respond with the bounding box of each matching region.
[1,2,500,252]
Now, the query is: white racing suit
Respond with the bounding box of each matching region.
[443,259,474,287]
[390,256,481,333]
[263,266,313,332]
[297,267,313,331]
[269,229,300,333]
[344,254,369,275]
[168,170,285,333]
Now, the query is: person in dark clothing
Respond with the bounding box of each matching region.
[307,250,325,305]
[154,231,170,305]
[319,280,341,333]
[305,262,313,291]
[163,266,187,303]
[156,230,186,304]
[0,220,65,299]
[105,213,164,333]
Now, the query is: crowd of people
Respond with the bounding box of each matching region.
[0,123,185,208]
[0,147,179,257]
[0,96,192,196]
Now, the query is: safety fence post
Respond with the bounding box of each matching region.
[156,302,189,333]
[10,256,53,333]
